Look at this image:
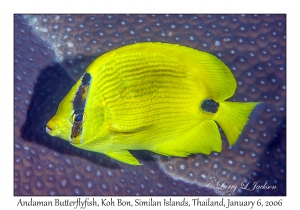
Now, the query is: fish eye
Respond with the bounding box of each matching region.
[71,111,87,125]
[75,114,83,122]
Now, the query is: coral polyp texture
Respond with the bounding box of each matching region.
[14,14,286,195]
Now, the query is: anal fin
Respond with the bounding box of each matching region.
[154,120,222,157]
[106,150,141,165]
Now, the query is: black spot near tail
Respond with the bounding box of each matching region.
[201,99,219,113]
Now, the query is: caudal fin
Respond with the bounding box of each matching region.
[215,101,259,146]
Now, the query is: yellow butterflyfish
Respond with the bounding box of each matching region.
[46,42,259,165]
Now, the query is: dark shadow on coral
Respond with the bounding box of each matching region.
[131,150,156,162]
[20,56,156,169]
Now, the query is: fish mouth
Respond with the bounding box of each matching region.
[45,126,52,134]
[45,119,59,136]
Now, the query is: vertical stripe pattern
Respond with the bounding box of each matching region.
[71,73,91,144]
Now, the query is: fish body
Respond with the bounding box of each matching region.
[46,42,259,165]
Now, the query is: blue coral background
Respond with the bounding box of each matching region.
[14,14,286,196]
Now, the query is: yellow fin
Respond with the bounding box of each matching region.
[190,51,237,101]
[106,150,141,165]
[106,124,152,133]
[154,120,222,157]
[215,101,260,146]
[106,42,237,101]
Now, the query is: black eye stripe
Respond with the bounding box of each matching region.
[70,73,91,141]
[73,73,91,110]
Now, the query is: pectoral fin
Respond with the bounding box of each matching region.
[106,150,141,165]
[107,123,152,134]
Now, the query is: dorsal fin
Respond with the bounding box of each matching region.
[100,42,237,102]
